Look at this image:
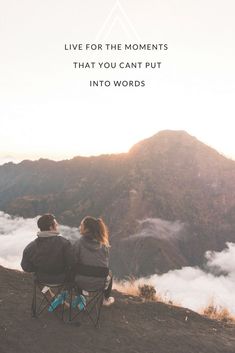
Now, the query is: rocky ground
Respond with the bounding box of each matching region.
[1,266,235,353]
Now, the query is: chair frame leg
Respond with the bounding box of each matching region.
[31,281,67,321]
[31,281,37,317]
[68,289,105,328]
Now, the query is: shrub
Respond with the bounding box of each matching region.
[138,284,156,301]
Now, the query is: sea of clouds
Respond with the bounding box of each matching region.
[0,211,80,270]
[1,211,235,314]
[128,243,235,314]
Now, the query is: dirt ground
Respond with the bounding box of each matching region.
[1,266,235,353]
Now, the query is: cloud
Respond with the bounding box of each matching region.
[129,218,185,240]
[205,243,235,274]
[2,211,235,315]
[124,218,235,314]
[134,242,235,314]
[0,211,80,270]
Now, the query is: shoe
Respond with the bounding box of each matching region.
[82,290,89,296]
[72,295,86,311]
[41,286,50,294]
[103,297,115,306]
[48,291,68,312]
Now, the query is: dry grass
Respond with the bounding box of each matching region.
[114,280,235,323]
[113,278,178,305]
[114,277,140,297]
[201,299,235,323]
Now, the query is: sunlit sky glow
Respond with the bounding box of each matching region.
[0,0,235,163]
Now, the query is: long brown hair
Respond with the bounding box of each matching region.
[79,216,110,247]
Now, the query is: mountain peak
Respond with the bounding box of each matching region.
[129,130,224,162]
[1,130,235,279]
[129,130,199,154]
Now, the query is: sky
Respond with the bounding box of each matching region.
[0,0,235,162]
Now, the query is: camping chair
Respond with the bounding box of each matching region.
[31,274,72,321]
[68,264,109,328]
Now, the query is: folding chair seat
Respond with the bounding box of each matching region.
[68,264,109,328]
[31,275,72,321]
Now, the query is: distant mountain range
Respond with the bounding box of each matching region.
[1,130,235,278]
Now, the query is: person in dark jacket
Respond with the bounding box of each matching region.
[21,213,74,284]
[73,216,114,306]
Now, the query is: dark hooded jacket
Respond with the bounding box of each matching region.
[73,235,110,291]
[21,231,74,283]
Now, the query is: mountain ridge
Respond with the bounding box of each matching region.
[1,130,235,278]
[1,130,233,167]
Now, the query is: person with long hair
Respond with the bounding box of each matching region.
[73,216,114,306]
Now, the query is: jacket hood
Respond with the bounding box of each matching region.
[80,235,103,251]
[37,231,60,238]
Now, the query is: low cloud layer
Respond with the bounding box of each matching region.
[1,211,235,314]
[135,243,235,314]
[129,218,185,240]
[0,211,79,270]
